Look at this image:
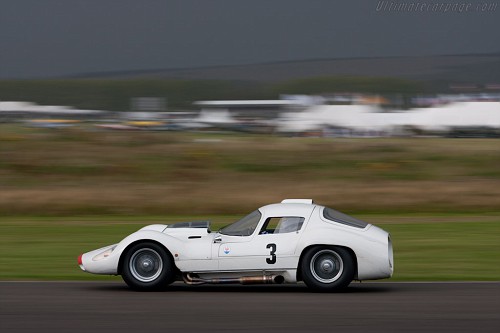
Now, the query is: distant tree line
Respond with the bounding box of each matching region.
[0,77,425,111]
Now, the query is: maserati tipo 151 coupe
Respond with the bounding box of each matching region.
[78,199,393,291]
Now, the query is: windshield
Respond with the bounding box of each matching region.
[219,210,262,236]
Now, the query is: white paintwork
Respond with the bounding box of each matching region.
[80,200,393,283]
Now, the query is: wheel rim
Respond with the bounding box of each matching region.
[129,248,163,283]
[310,249,344,283]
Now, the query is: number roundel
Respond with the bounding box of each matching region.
[266,243,276,264]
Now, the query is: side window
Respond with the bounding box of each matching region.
[220,210,262,236]
[259,216,305,234]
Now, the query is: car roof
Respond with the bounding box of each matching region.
[259,202,319,217]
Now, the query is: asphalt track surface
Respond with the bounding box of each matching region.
[1,281,499,333]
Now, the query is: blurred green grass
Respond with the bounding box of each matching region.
[386,220,500,281]
[0,215,498,281]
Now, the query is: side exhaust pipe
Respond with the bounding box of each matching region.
[183,273,285,285]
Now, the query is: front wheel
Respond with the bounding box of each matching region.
[121,242,175,291]
[301,246,355,292]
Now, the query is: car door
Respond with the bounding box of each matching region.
[216,215,308,271]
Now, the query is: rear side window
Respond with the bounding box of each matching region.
[260,216,305,234]
[322,207,368,229]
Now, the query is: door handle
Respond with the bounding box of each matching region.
[213,236,222,243]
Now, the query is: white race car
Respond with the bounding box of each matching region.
[78,199,393,291]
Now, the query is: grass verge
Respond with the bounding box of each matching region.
[2,127,500,215]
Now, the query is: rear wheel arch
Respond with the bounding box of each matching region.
[296,244,358,282]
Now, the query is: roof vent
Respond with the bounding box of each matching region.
[281,199,314,204]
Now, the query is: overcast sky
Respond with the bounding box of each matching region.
[0,0,499,79]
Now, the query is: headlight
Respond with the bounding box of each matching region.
[92,245,117,261]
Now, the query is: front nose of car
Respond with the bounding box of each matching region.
[78,254,85,271]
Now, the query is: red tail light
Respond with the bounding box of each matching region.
[78,254,83,265]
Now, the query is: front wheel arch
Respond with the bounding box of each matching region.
[118,240,179,277]
[117,239,180,289]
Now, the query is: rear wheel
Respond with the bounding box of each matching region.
[121,242,175,290]
[301,246,355,291]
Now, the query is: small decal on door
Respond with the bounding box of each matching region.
[223,246,231,254]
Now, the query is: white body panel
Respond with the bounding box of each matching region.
[80,201,393,283]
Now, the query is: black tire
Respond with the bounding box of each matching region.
[300,246,355,292]
[121,242,175,291]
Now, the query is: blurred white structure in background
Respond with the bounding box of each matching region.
[278,101,500,135]
[278,104,387,133]
[0,101,103,115]
[404,102,500,131]
[2,98,499,136]
[0,101,105,127]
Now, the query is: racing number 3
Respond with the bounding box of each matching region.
[266,243,277,264]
